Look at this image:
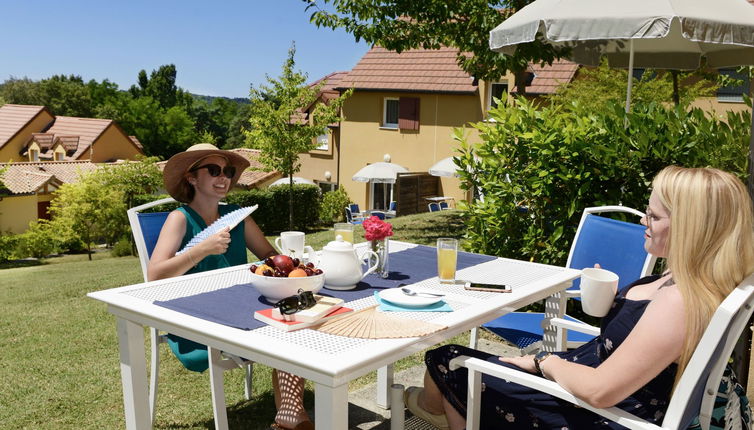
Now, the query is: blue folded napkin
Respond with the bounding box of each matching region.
[374,291,452,312]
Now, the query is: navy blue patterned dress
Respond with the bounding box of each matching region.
[425,275,677,429]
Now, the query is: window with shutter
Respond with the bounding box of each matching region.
[383,98,399,128]
[398,97,420,131]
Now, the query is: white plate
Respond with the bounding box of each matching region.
[378,288,443,307]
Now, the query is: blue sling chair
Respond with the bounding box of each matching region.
[471,206,657,354]
[127,197,252,428]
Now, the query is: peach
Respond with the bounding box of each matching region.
[288,268,308,278]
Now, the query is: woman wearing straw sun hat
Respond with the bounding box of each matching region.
[148,143,313,430]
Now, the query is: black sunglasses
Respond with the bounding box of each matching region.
[190,163,236,179]
[274,289,317,315]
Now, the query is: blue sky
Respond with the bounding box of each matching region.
[0,0,370,98]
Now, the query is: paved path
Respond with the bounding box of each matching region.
[345,339,519,429]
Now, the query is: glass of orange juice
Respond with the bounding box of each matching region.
[334,223,355,244]
[437,238,458,283]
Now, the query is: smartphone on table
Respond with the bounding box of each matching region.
[464,282,512,293]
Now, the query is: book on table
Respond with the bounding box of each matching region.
[271,295,344,322]
[255,296,352,332]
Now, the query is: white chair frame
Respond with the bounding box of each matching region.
[127,197,252,429]
[470,205,658,353]
[451,273,754,430]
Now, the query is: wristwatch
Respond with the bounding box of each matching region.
[533,350,553,377]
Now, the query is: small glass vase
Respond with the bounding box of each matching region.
[371,238,389,278]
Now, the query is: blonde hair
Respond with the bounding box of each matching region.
[652,166,754,385]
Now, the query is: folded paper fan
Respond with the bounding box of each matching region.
[316,305,446,339]
[176,205,258,255]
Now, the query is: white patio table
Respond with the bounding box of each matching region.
[88,240,580,430]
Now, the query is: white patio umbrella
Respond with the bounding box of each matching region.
[489,0,754,192]
[428,157,461,177]
[268,176,315,187]
[490,0,754,113]
[352,161,408,184]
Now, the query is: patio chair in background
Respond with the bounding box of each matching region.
[471,206,656,353]
[371,211,386,220]
[345,207,364,224]
[451,271,754,430]
[428,202,441,212]
[128,197,253,427]
[439,201,449,210]
[386,201,397,218]
[349,203,361,217]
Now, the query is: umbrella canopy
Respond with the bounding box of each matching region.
[268,176,315,187]
[428,157,461,177]
[352,162,408,184]
[489,0,754,194]
[490,0,754,70]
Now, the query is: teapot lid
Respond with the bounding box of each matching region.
[324,235,355,251]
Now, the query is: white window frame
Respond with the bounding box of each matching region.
[370,182,394,210]
[29,149,39,162]
[382,97,399,129]
[487,82,509,110]
[315,132,329,151]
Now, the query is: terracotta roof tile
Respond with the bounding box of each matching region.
[0,161,99,194]
[515,59,580,95]
[337,46,477,94]
[0,104,51,148]
[46,116,113,159]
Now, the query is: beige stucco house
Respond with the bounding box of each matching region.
[0,104,146,233]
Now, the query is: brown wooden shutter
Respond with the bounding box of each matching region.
[398,97,420,131]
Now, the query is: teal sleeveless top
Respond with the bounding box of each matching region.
[166,203,249,373]
[178,204,248,273]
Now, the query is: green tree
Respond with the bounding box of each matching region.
[246,45,351,230]
[548,61,716,111]
[49,171,126,260]
[305,0,567,93]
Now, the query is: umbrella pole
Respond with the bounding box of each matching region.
[625,39,635,115]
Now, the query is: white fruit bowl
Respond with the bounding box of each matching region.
[249,270,325,302]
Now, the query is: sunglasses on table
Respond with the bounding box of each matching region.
[190,163,237,179]
[274,289,317,315]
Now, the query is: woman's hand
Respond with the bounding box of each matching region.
[199,226,231,255]
[498,354,537,374]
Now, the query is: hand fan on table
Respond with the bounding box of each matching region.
[316,305,446,339]
[176,205,258,256]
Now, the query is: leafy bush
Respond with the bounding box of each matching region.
[225,184,321,233]
[319,188,351,224]
[111,237,134,257]
[0,233,19,262]
[14,220,61,259]
[455,97,750,266]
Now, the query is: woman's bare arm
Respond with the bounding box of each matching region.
[243,216,276,261]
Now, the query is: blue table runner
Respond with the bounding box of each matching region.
[154,244,496,330]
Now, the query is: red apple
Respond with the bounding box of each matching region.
[272,254,295,274]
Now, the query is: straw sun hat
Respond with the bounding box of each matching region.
[163,143,250,203]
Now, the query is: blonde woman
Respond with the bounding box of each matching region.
[405,166,754,430]
[149,144,313,430]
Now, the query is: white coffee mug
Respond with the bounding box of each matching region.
[580,268,619,317]
[274,231,314,260]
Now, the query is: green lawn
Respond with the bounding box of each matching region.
[1,210,477,429]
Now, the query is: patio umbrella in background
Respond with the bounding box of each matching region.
[352,161,408,184]
[268,176,315,187]
[428,157,461,177]
[489,0,754,194]
[352,160,408,209]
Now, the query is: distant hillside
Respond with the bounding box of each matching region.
[191,93,249,104]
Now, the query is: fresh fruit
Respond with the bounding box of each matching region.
[292,258,300,267]
[249,264,258,273]
[255,264,272,275]
[272,254,295,274]
[288,268,307,277]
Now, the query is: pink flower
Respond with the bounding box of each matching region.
[362,216,394,241]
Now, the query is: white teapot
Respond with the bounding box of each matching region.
[317,235,379,290]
